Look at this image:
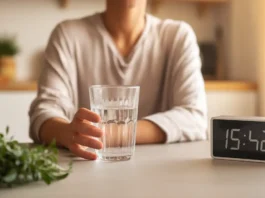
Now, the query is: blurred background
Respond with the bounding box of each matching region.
[0,0,263,142]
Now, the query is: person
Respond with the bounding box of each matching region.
[29,0,207,160]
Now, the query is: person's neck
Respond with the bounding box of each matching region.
[102,8,146,57]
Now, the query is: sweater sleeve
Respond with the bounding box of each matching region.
[29,23,77,143]
[144,22,208,143]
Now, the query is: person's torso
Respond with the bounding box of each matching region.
[62,13,183,119]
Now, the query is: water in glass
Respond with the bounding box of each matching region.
[91,106,138,161]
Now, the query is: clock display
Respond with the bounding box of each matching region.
[212,118,265,161]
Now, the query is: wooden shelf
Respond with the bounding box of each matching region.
[205,81,257,91]
[0,81,257,92]
[0,81,37,91]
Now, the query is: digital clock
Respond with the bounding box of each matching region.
[211,116,265,162]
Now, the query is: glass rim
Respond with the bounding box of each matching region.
[89,85,140,89]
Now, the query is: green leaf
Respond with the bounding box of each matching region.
[41,172,52,185]
[3,169,17,183]
[53,172,70,180]
[0,126,72,187]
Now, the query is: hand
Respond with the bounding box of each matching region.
[40,108,103,160]
[65,108,103,160]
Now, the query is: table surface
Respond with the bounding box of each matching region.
[1,141,265,198]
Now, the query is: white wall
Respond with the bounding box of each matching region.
[0,0,106,81]
[226,0,257,81]
[0,0,260,82]
[151,2,218,42]
[0,92,36,143]
[0,0,223,81]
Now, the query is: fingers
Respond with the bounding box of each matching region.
[72,119,103,137]
[67,108,103,160]
[69,144,97,160]
[73,132,103,150]
[75,108,100,123]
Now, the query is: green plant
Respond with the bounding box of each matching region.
[0,35,20,57]
[0,127,72,187]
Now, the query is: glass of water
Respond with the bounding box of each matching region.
[89,85,140,161]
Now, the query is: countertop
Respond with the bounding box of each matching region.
[2,141,265,198]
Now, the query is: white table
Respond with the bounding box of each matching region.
[2,141,265,198]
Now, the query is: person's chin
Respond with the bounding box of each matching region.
[125,0,137,8]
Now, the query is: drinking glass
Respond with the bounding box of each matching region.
[89,85,140,161]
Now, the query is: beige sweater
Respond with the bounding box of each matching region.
[29,13,207,143]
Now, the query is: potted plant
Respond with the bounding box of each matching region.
[0,35,20,81]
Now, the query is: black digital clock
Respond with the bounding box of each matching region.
[211,116,265,162]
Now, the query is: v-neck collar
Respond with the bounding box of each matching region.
[93,12,151,68]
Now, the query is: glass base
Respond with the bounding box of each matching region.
[98,155,132,161]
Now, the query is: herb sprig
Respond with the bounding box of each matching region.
[0,127,72,187]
